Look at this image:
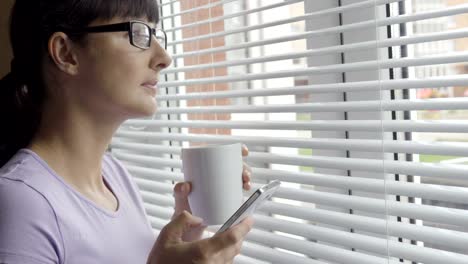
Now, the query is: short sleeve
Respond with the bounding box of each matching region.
[0,178,63,264]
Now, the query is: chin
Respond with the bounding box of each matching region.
[130,102,158,119]
[118,92,158,119]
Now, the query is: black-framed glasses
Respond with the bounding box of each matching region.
[64,20,167,50]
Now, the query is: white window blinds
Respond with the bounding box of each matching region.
[111,0,468,263]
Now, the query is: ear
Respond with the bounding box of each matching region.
[48,32,80,75]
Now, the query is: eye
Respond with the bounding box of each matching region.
[134,29,147,36]
[133,33,149,41]
[132,23,149,35]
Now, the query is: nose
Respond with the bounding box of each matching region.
[149,37,172,71]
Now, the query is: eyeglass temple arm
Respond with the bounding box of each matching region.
[65,22,131,34]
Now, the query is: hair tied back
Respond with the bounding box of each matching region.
[0,59,29,108]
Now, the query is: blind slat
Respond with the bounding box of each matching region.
[113,134,468,156]
[115,149,468,181]
[164,29,468,73]
[115,134,468,155]
[137,170,468,252]
[123,159,468,206]
[167,4,468,46]
[113,137,468,174]
[135,174,468,228]
[122,119,468,133]
[259,201,468,249]
[246,229,388,264]
[240,241,323,264]
[160,53,468,87]
[252,215,468,264]
[156,76,468,100]
[164,0,303,33]
[125,162,468,205]
[154,97,468,113]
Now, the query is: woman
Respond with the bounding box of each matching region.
[0,0,253,263]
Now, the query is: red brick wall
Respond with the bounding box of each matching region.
[180,0,231,136]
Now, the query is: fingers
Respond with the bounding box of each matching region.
[210,216,254,253]
[178,217,253,264]
[242,163,252,191]
[242,175,251,190]
[161,211,203,244]
[151,213,252,264]
[236,216,255,233]
[173,182,191,215]
[241,144,249,157]
[173,181,191,197]
[241,144,252,191]
[172,183,207,241]
[219,218,253,260]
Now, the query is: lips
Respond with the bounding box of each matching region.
[141,80,158,96]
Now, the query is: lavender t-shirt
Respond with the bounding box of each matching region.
[0,149,156,264]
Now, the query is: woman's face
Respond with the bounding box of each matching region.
[71,16,172,121]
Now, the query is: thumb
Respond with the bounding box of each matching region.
[173,182,191,214]
[161,211,204,244]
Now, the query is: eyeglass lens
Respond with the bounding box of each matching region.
[131,22,166,49]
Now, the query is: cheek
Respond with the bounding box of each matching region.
[77,39,156,117]
[98,60,157,117]
[104,56,146,98]
[85,36,140,87]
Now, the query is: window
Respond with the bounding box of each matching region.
[112,0,468,263]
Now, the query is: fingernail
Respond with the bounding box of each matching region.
[184,182,192,193]
[193,215,203,222]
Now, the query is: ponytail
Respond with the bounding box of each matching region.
[0,59,43,167]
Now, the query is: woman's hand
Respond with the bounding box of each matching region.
[147,211,254,264]
[241,145,252,191]
[172,144,252,242]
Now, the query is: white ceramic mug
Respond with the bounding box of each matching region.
[181,143,243,226]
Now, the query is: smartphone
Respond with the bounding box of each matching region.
[216,180,281,233]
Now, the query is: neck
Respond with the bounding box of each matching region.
[28,98,123,193]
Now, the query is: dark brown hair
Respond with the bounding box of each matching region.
[0,0,160,167]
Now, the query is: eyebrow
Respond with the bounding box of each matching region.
[131,16,157,27]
